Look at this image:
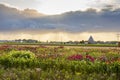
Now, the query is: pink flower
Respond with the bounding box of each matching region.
[86,55,95,62]
[68,54,83,60]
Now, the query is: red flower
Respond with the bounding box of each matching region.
[68,54,83,60]
[86,55,95,62]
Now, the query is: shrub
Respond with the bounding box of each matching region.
[0,50,36,68]
[8,50,35,59]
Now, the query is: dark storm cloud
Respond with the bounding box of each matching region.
[0,4,120,33]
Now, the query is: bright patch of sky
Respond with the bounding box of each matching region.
[0,0,119,15]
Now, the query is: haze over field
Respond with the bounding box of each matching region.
[0,0,120,41]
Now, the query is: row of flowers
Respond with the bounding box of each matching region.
[67,54,95,62]
[67,54,120,63]
[0,45,120,64]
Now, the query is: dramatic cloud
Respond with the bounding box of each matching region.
[0,0,120,14]
[89,0,120,9]
[0,3,120,41]
[0,4,120,34]
[0,0,41,10]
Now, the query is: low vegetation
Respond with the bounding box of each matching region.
[0,45,120,80]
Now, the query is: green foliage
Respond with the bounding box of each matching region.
[7,50,35,59]
[0,50,36,68]
[0,46,120,79]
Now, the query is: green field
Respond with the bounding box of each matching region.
[0,45,120,80]
[0,42,117,47]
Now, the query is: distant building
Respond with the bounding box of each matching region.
[88,36,95,44]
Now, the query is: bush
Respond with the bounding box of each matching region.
[0,50,36,68]
[8,50,35,59]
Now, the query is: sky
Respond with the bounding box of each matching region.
[0,0,120,15]
[0,0,120,41]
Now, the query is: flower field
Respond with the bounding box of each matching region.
[0,45,120,80]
